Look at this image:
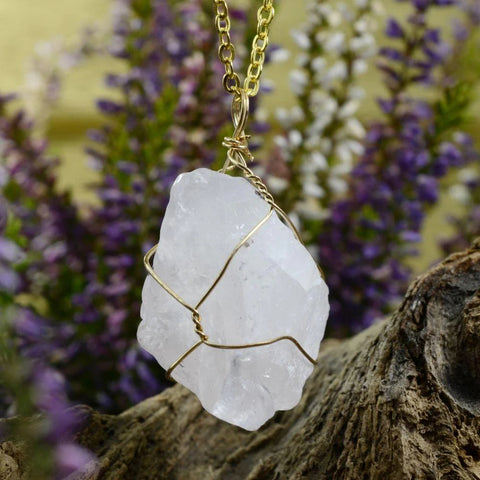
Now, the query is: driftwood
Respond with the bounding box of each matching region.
[2,240,480,479]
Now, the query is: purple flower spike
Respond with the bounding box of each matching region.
[314,0,477,333]
[386,18,405,38]
[68,0,263,412]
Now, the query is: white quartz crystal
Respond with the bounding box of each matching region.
[138,168,329,430]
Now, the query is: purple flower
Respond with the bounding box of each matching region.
[66,0,263,412]
[55,443,95,478]
[417,175,439,202]
[380,47,405,62]
[313,0,477,333]
[385,18,405,38]
[0,266,20,293]
[1,307,94,478]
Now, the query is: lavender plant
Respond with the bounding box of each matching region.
[316,0,478,332]
[0,115,92,477]
[1,0,267,417]
[264,0,477,333]
[72,0,261,410]
[439,0,480,255]
[1,309,94,479]
[0,91,92,391]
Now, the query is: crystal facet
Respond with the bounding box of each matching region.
[139,168,329,430]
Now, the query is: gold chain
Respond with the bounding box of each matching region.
[213,0,275,97]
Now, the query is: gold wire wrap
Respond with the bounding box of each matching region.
[143,90,325,381]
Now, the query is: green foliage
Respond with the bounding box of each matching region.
[0,310,55,480]
[434,82,473,136]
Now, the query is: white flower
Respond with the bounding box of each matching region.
[34,38,63,57]
[290,106,305,123]
[24,71,44,91]
[338,3,354,22]
[324,32,346,53]
[296,53,309,68]
[325,9,343,27]
[338,100,360,119]
[316,3,333,18]
[22,24,109,131]
[458,167,479,183]
[335,143,353,164]
[353,59,368,76]
[295,199,329,221]
[291,30,311,50]
[354,18,369,35]
[328,176,348,195]
[270,48,290,63]
[188,129,207,145]
[345,139,365,155]
[290,69,308,95]
[350,33,376,55]
[323,95,339,115]
[345,117,366,138]
[314,31,327,46]
[331,162,352,175]
[274,135,289,150]
[267,176,289,193]
[311,56,327,74]
[371,1,385,15]
[303,181,326,199]
[308,116,331,135]
[275,106,303,129]
[253,164,266,178]
[355,0,369,7]
[294,200,327,220]
[323,61,348,83]
[300,161,317,175]
[347,85,365,99]
[289,130,303,148]
[254,107,269,123]
[282,0,377,215]
[304,134,321,150]
[448,184,471,204]
[275,108,290,127]
[319,138,333,155]
[311,151,329,171]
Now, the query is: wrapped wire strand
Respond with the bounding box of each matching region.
[143,89,322,381]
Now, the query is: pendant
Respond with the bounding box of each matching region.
[139,167,329,430]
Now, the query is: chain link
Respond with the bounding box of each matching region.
[213,0,275,97]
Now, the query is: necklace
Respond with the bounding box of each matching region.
[138,0,330,431]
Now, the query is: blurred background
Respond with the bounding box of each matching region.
[0,1,121,201]
[1,0,474,267]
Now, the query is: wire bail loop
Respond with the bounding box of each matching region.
[231,89,250,139]
[222,89,254,173]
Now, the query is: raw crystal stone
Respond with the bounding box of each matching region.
[138,168,329,430]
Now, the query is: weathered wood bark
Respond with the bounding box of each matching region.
[4,241,480,479]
